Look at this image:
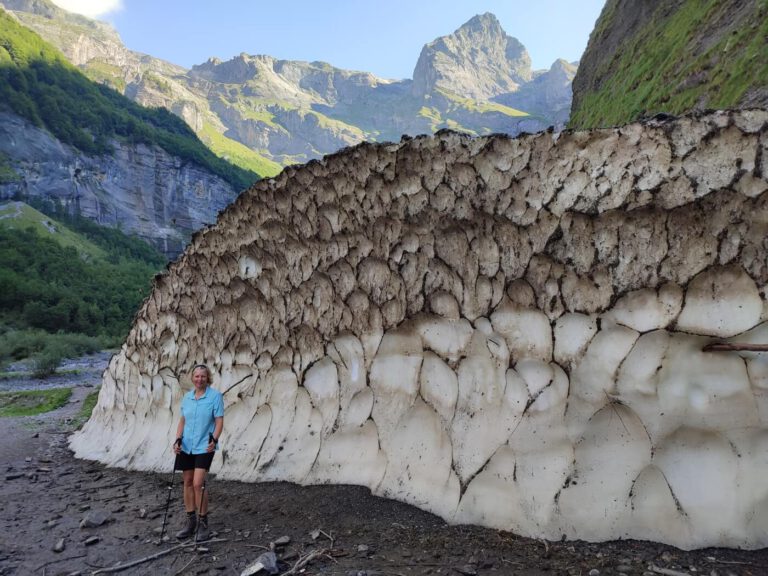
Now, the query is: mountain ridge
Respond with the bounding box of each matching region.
[4,1,576,166]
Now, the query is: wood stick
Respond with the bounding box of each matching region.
[90,538,227,574]
[81,481,132,492]
[649,565,691,576]
[36,553,87,572]
[703,343,768,352]
[282,548,328,576]
[711,558,762,567]
[318,529,335,548]
[172,555,197,576]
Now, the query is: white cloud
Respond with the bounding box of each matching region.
[50,0,123,19]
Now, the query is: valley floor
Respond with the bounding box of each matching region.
[1,375,767,576]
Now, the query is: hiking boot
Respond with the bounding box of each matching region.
[195,515,210,542]
[175,512,196,539]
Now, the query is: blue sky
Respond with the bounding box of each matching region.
[52,1,607,80]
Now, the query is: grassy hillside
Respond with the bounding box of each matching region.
[199,121,282,178]
[0,9,260,188]
[0,200,166,371]
[570,0,768,129]
[0,201,106,261]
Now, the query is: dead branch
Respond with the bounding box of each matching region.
[318,529,335,547]
[710,558,763,567]
[282,548,329,576]
[89,538,227,574]
[703,343,768,352]
[538,538,550,558]
[81,481,132,491]
[36,553,87,572]
[172,555,197,576]
[649,565,691,576]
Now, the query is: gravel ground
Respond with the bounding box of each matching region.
[1,356,767,576]
[0,352,112,392]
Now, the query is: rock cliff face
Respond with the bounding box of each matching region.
[570,0,768,129]
[0,112,237,255]
[71,109,768,550]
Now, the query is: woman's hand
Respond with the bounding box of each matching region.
[207,433,216,453]
[173,438,182,454]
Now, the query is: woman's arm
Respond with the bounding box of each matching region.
[208,416,223,452]
[174,415,185,453]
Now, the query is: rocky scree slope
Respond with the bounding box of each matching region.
[570,0,768,129]
[73,109,768,550]
[6,3,575,165]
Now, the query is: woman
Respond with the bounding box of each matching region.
[172,364,224,541]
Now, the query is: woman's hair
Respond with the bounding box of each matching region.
[192,363,211,383]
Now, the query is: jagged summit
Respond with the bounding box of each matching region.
[549,58,575,74]
[463,12,502,30]
[412,12,533,100]
[190,52,387,109]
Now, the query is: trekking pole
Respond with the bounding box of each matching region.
[193,433,216,547]
[158,438,181,545]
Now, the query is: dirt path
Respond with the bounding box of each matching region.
[1,383,768,576]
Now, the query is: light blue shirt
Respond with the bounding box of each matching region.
[180,387,224,454]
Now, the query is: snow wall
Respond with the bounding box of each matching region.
[72,109,768,549]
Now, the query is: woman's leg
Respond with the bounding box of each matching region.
[192,467,209,515]
[181,469,195,512]
[176,468,198,539]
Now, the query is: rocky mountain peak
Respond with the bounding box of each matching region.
[0,0,58,17]
[191,52,270,84]
[549,58,576,75]
[460,12,505,35]
[411,12,533,100]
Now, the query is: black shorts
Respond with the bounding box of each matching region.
[175,451,215,471]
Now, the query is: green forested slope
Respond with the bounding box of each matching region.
[0,9,259,188]
[0,202,165,369]
[0,202,165,338]
[570,0,768,129]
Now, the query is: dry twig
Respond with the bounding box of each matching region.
[172,555,197,576]
[649,565,690,576]
[89,538,227,574]
[317,529,335,547]
[282,548,329,576]
[538,538,550,557]
[710,558,762,567]
[36,553,87,572]
[703,343,768,352]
